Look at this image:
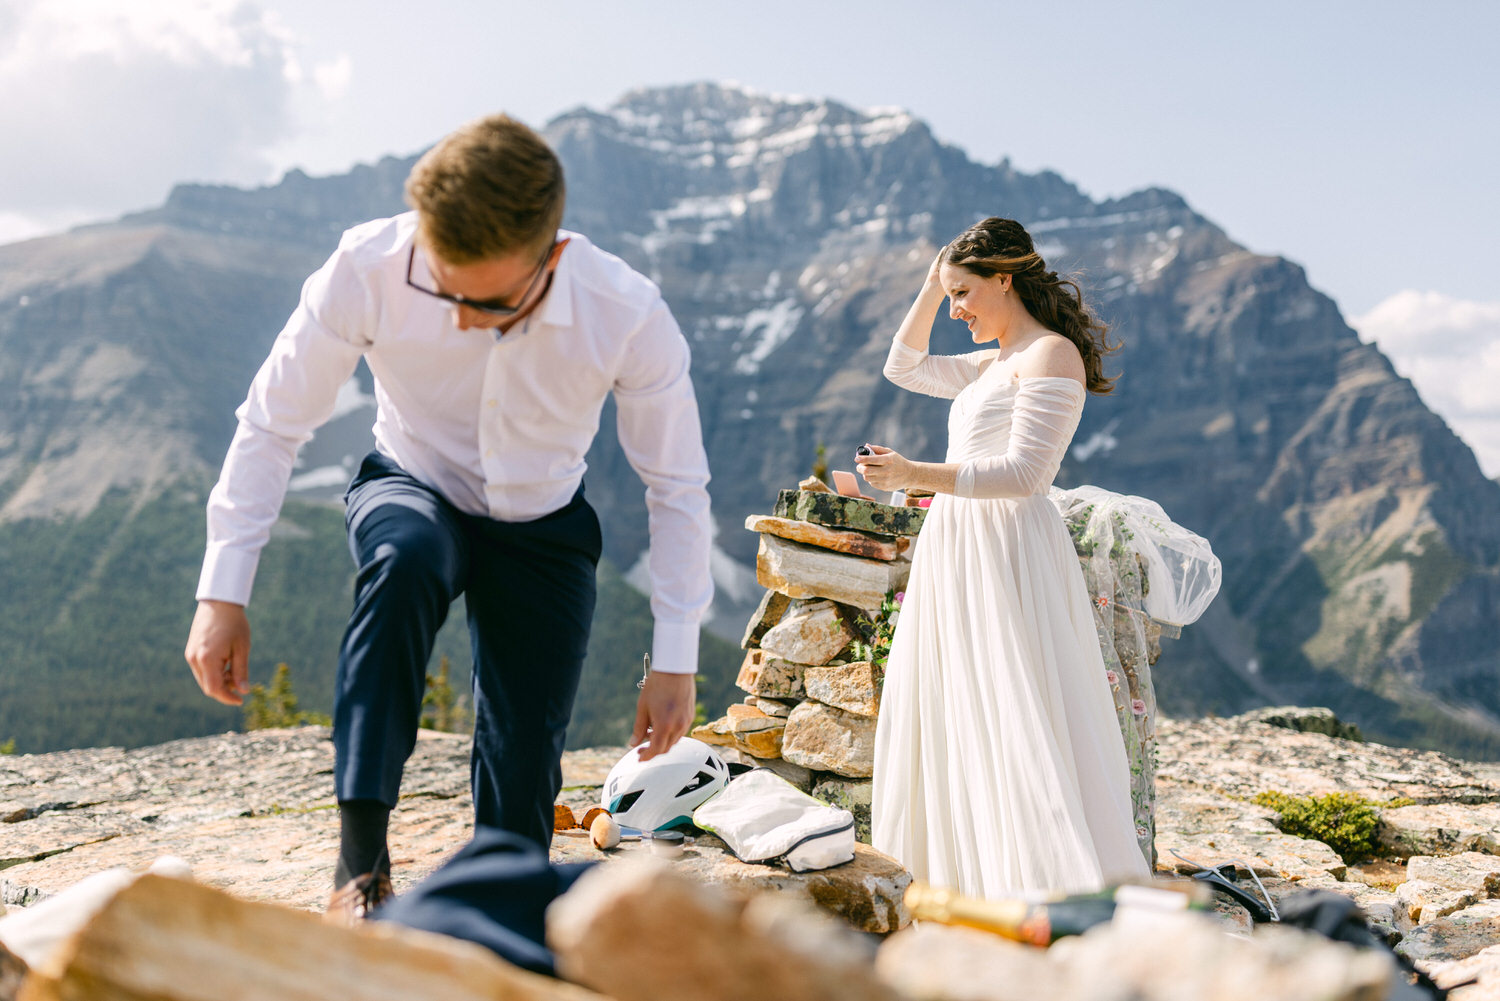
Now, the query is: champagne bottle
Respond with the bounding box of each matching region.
[904,880,1207,946]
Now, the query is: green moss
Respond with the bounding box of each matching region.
[1251,790,1387,861]
[255,801,337,818]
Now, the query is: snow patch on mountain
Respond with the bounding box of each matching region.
[733,299,804,375]
[600,85,916,172]
[1072,418,1121,462]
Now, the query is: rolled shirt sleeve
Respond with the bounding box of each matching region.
[612,300,714,675]
[196,246,372,606]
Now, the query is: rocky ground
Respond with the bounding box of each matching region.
[4,710,1500,998]
[0,727,907,936]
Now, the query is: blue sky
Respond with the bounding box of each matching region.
[2,0,1496,471]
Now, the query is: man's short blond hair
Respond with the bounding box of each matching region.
[404,113,565,265]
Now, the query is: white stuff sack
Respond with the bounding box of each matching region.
[692,768,856,872]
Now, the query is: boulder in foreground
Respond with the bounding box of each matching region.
[17,873,599,1001]
[548,859,906,1001]
[549,834,910,935]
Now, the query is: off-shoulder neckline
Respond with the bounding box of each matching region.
[992,374,1087,393]
[974,355,1085,392]
[958,371,1086,406]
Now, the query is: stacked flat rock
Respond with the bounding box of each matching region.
[692,481,920,839]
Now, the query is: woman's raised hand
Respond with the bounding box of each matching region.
[857,444,911,492]
[924,250,946,290]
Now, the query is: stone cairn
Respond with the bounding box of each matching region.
[691,478,922,841]
[693,478,1167,863]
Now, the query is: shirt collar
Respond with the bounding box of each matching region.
[530,230,576,329]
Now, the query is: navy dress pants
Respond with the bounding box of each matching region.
[333,451,601,850]
[373,826,594,977]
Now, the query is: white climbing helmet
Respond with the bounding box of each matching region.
[601,737,730,832]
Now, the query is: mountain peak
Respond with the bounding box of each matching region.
[556,81,922,154]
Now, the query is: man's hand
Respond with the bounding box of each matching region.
[630,670,696,761]
[184,600,252,706]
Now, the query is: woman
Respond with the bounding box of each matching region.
[862,217,1150,900]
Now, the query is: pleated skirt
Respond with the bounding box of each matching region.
[871,491,1150,900]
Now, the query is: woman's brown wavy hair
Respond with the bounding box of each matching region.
[942,217,1120,394]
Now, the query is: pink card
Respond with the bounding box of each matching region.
[831,470,872,500]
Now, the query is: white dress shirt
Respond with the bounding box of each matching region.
[197,212,714,674]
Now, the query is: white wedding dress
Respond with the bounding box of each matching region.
[872,342,1150,900]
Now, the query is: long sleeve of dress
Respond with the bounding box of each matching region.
[883,341,991,399]
[954,378,1086,499]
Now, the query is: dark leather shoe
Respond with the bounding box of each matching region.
[324,869,394,926]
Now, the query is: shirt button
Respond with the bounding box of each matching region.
[485,449,494,458]
[487,399,497,407]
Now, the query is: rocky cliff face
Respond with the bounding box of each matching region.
[0,82,1495,756]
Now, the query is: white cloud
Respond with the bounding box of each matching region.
[1351,290,1500,479]
[0,208,95,246]
[0,0,349,242]
[311,53,353,101]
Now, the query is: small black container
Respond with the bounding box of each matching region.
[648,830,686,858]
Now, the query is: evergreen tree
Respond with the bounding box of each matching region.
[243,663,332,730]
[421,655,470,733]
[812,442,829,484]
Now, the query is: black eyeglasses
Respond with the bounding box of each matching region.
[405,240,557,317]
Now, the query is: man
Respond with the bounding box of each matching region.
[183,113,713,917]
